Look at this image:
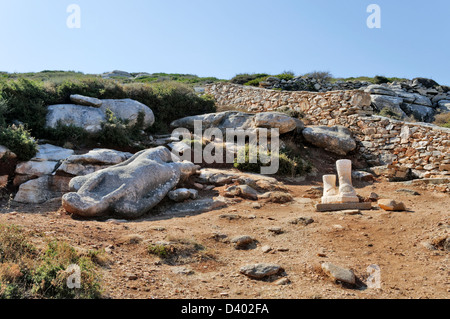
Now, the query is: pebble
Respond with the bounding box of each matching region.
[274,278,290,285]
[231,235,254,249]
[321,262,356,285]
[240,263,283,279]
[172,267,194,275]
[290,217,314,226]
[262,245,272,253]
[396,189,420,196]
[378,199,407,211]
[268,227,284,235]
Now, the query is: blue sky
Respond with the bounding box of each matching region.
[0,0,449,84]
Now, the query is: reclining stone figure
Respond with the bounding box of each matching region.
[62,147,199,219]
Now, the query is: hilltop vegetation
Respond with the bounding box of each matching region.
[0,72,216,159]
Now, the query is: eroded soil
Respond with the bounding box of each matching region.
[0,179,448,299]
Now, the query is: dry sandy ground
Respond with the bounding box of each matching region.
[0,180,448,300]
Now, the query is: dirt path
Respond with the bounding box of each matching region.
[0,181,448,299]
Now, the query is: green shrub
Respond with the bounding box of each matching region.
[0,76,216,146]
[275,71,295,81]
[148,245,172,259]
[231,73,270,85]
[0,225,36,264]
[0,125,38,160]
[0,78,49,136]
[373,75,389,84]
[30,241,101,299]
[378,108,403,121]
[134,81,215,133]
[244,76,269,87]
[43,122,89,147]
[233,144,311,177]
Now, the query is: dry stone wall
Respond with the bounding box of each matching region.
[205,83,373,125]
[205,83,450,178]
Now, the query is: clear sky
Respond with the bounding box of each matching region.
[0,0,449,84]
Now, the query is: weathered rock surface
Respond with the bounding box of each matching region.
[0,146,17,160]
[32,144,74,162]
[240,263,283,279]
[258,191,293,203]
[302,126,357,155]
[46,104,106,133]
[70,94,102,108]
[62,147,199,219]
[197,169,287,192]
[253,112,297,134]
[321,262,356,285]
[225,185,260,200]
[437,100,450,113]
[378,199,407,211]
[167,188,198,202]
[14,176,54,204]
[46,98,154,133]
[170,111,297,134]
[231,236,255,249]
[154,196,229,217]
[100,99,155,128]
[57,149,133,176]
[101,70,133,79]
[370,94,407,118]
[15,160,58,177]
[401,103,435,122]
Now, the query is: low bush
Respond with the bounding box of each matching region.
[233,144,311,177]
[231,73,269,85]
[378,108,404,121]
[0,77,216,147]
[0,224,102,299]
[433,113,450,128]
[275,71,295,81]
[373,75,389,84]
[244,76,269,87]
[0,125,38,161]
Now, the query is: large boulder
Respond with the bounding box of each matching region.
[253,112,297,134]
[46,98,155,133]
[370,95,407,118]
[15,161,58,177]
[100,99,155,128]
[437,100,450,113]
[14,144,74,187]
[62,147,199,219]
[57,149,133,176]
[170,111,297,135]
[302,126,357,155]
[364,85,396,96]
[31,144,74,162]
[46,104,106,133]
[401,103,435,122]
[14,176,53,204]
[412,77,439,88]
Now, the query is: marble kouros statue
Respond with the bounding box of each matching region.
[62,147,199,219]
[322,159,359,204]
